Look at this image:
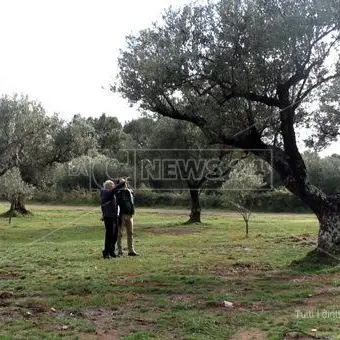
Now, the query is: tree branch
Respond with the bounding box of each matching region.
[152,98,207,129]
[293,72,340,109]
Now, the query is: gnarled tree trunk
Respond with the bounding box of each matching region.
[0,197,31,219]
[11,198,30,215]
[185,183,202,224]
[252,136,340,259]
[312,198,340,258]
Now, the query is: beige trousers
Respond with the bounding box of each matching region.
[117,214,135,253]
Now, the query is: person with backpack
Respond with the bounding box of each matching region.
[100,178,125,259]
[116,179,138,256]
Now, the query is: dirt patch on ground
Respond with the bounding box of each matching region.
[207,262,273,277]
[81,295,160,339]
[299,286,340,308]
[0,291,14,301]
[113,280,172,288]
[78,333,118,340]
[274,234,317,246]
[284,332,316,340]
[230,262,273,272]
[0,271,20,280]
[271,274,328,283]
[0,306,24,322]
[231,328,267,340]
[168,294,196,303]
[82,308,119,339]
[208,300,277,314]
[238,301,277,312]
[145,226,201,235]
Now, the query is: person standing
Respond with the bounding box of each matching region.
[100,179,125,259]
[116,180,138,256]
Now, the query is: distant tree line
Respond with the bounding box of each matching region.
[1,94,339,223]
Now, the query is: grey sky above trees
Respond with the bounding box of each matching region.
[0,0,192,122]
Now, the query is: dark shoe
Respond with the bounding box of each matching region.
[128,251,139,256]
[110,252,117,258]
[102,250,111,259]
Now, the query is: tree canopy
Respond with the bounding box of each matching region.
[116,0,340,256]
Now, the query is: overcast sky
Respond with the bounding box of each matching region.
[0,0,338,156]
[0,0,191,122]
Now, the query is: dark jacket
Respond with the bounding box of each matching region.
[100,182,125,219]
[116,188,135,216]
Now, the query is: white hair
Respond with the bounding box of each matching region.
[103,180,114,189]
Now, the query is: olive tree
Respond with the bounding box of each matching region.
[116,0,340,258]
[222,161,264,236]
[123,116,242,223]
[87,113,127,157]
[146,117,242,223]
[0,168,35,218]
[303,152,340,195]
[0,95,97,215]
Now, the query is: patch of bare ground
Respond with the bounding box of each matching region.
[0,306,24,322]
[231,328,267,340]
[0,295,52,315]
[168,294,196,303]
[206,262,273,277]
[112,279,173,289]
[78,333,118,340]
[237,301,277,313]
[0,291,14,301]
[81,295,159,339]
[144,226,201,235]
[274,234,317,246]
[207,300,277,314]
[284,332,317,340]
[81,308,119,340]
[272,275,327,283]
[0,271,20,280]
[269,273,340,287]
[300,286,340,308]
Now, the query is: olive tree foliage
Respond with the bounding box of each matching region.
[0,94,48,176]
[0,168,35,217]
[0,95,97,214]
[56,154,133,192]
[303,152,340,195]
[123,117,156,149]
[131,116,241,223]
[222,161,264,236]
[87,113,128,157]
[122,116,244,223]
[116,0,340,257]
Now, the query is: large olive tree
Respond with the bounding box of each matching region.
[145,117,242,223]
[0,95,97,215]
[116,0,340,258]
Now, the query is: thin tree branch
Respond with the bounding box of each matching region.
[293,72,340,109]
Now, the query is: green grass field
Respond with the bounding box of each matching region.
[1,204,340,339]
